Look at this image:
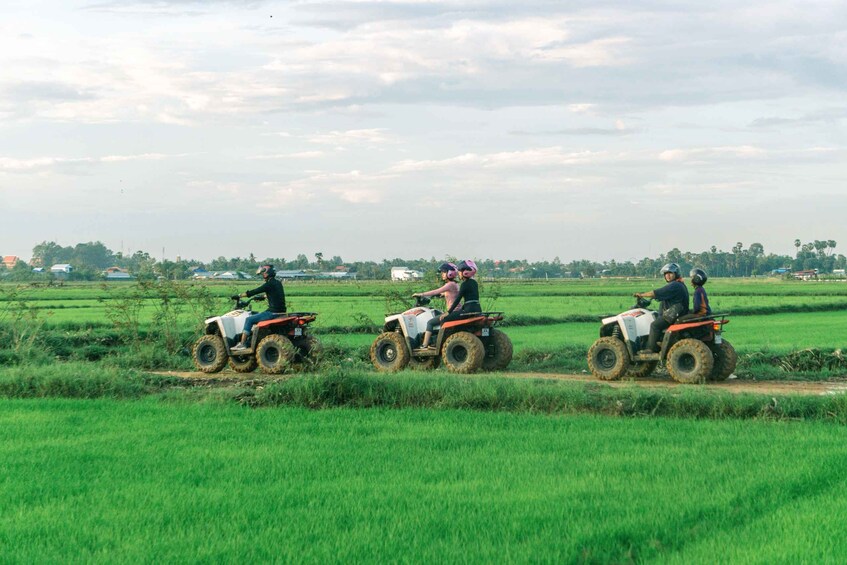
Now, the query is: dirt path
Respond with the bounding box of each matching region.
[151,370,847,397]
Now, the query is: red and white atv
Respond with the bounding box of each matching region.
[586,297,735,383]
[192,295,320,375]
[370,296,512,374]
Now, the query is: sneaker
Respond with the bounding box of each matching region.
[231,343,247,351]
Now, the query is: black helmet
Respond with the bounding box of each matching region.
[690,268,708,285]
[660,263,681,278]
[256,264,276,278]
[438,262,458,280]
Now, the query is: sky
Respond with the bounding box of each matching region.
[1,0,845,263]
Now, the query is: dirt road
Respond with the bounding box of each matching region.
[152,370,847,397]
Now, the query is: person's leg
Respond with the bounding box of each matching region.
[421,317,439,348]
[235,311,274,349]
[646,318,670,353]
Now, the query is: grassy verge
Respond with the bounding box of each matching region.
[1,399,847,562]
[2,364,847,423]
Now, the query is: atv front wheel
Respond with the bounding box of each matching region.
[667,339,714,384]
[370,332,410,372]
[193,335,228,373]
[442,332,485,374]
[708,340,737,381]
[256,334,296,374]
[481,329,513,371]
[229,354,258,373]
[587,337,629,380]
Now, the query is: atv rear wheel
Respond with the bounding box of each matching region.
[256,334,296,374]
[708,340,737,381]
[293,335,322,365]
[627,360,658,379]
[587,337,629,380]
[370,332,410,372]
[667,339,714,384]
[442,332,485,374]
[193,335,227,373]
[481,329,513,371]
[229,354,258,373]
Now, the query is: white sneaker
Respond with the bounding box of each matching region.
[231,343,247,351]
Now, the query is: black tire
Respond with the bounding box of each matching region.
[627,360,658,379]
[192,335,227,373]
[409,355,440,370]
[256,334,296,375]
[370,332,410,372]
[587,337,629,381]
[708,340,737,381]
[481,329,513,371]
[293,335,322,365]
[229,354,258,373]
[667,339,714,384]
[441,332,485,374]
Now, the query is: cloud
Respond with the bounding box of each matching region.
[248,151,326,160]
[306,128,393,145]
[658,146,767,163]
[0,153,182,173]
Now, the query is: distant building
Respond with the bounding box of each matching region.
[793,269,819,281]
[391,266,423,281]
[190,267,212,279]
[50,264,73,279]
[2,255,19,269]
[104,267,133,280]
[213,271,250,280]
[318,271,357,280]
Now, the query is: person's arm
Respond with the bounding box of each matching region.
[243,281,269,298]
[414,283,451,298]
[448,282,467,313]
[693,288,708,316]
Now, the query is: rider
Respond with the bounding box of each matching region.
[634,262,689,353]
[689,268,712,317]
[232,265,286,351]
[435,259,482,333]
[413,262,460,349]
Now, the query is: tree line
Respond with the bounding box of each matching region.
[1,239,844,282]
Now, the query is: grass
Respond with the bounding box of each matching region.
[2,399,847,562]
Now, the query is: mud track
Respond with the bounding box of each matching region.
[152,370,847,397]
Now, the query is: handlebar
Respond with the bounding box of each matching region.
[230,294,265,309]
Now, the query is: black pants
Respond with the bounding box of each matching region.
[647,318,671,352]
[440,303,482,325]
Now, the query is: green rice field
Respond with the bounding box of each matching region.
[2,399,847,562]
[2,278,847,561]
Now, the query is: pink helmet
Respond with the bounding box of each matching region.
[457,259,477,277]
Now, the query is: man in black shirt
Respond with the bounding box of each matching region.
[634,262,689,353]
[232,265,286,351]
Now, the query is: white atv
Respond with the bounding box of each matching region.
[192,295,319,375]
[369,296,512,374]
[586,297,735,383]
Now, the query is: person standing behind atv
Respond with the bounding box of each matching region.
[689,268,712,317]
[413,262,460,349]
[634,263,689,352]
[232,265,286,351]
